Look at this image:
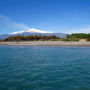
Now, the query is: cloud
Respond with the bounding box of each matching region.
[64,27,90,34]
[13,23,30,30]
[0,14,90,34]
[0,14,30,33]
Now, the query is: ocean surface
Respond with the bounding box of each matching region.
[0,46,90,90]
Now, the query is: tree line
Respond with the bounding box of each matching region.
[66,33,90,41]
[4,35,60,41]
[0,33,90,41]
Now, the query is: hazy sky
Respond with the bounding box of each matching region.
[0,0,90,34]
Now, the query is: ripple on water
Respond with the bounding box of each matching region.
[0,46,90,89]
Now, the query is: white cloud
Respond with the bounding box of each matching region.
[0,14,90,34]
[0,14,30,33]
[13,23,30,30]
[0,14,53,34]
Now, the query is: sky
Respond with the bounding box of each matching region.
[0,0,90,34]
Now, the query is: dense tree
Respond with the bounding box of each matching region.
[5,35,25,41]
[66,33,90,41]
[87,34,90,41]
[3,33,90,41]
[4,35,60,41]
[0,40,3,42]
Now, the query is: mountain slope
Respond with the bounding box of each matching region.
[0,28,66,39]
[9,28,53,34]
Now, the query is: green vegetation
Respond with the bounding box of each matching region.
[0,33,90,42]
[4,35,61,41]
[87,34,90,41]
[66,33,90,41]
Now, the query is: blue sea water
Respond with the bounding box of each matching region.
[0,46,90,90]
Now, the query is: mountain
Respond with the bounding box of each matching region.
[9,28,53,34]
[0,28,66,39]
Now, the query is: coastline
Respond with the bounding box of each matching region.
[0,41,90,46]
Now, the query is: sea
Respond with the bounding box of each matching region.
[0,46,90,90]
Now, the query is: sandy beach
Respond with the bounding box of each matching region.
[0,41,90,46]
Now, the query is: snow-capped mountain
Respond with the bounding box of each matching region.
[9,28,53,34]
[0,28,66,39]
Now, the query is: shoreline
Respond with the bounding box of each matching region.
[0,41,90,46]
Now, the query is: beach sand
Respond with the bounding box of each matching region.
[0,41,90,46]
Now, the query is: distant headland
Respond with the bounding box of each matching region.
[0,29,90,46]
